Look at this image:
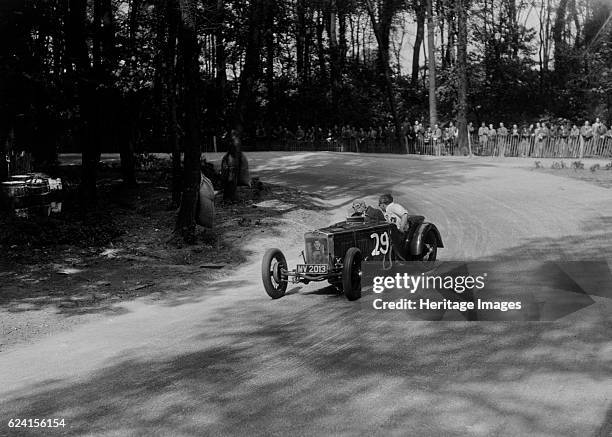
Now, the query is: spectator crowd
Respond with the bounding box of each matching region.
[251,117,612,158]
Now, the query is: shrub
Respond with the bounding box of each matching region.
[571,161,584,170]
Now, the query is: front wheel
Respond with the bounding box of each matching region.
[262,248,288,299]
[342,247,362,301]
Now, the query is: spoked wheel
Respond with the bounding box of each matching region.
[262,248,288,299]
[342,247,362,301]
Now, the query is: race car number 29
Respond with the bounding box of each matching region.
[370,231,389,256]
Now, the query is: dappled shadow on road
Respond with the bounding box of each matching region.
[484,215,612,262]
[4,154,612,435]
[596,404,612,437]
[251,152,497,212]
[4,288,611,436]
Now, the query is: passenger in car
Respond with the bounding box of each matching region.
[378,193,409,232]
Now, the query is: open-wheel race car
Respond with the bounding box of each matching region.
[262,204,443,301]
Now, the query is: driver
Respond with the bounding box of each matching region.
[350,199,367,216]
[349,199,385,222]
[378,193,409,232]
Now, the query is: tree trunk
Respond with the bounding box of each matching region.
[265,0,275,120]
[348,14,355,59]
[569,0,581,48]
[232,0,265,144]
[86,0,115,202]
[152,0,166,152]
[355,16,361,61]
[166,0,181,207]
[507,0,519,58]
[119,94,137,187]
[303,8,312,84]
[456,0,468,154]
[296,0,306,84]
[553,0,569,81]
[543,0,552,74]
[316,10,327,82]
[120,0,140,186]
[225,0,265,200]
[426,0,437,127]
[378,0,396,78]
[538,2,545,93]
[445,9,455,67]
[215,0,226,126]
[328,0,341,119]
[338,3,347,70]
[411,0,425,87]
[362,23,367,64]
[364,0,402,148]
[67,0,97,204]
[437,3,446,69]
[175,0,201,243]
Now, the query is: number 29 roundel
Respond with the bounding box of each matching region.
[370,231,390,257]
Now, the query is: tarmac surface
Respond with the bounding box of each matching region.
[2,152,612,436]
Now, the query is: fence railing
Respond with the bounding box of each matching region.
[202,134,612,158]
[465,134,612,158]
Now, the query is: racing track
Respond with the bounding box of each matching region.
[2,152,612,437]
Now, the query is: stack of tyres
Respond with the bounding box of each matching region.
[0,174,63,217]
[1,180,27,210]
[196,174,215,229]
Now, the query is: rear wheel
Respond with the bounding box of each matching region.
[262,248,288,299]
[342,248,362,301]
[415,229,438,262]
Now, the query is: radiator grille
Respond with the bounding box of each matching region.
[304,236,330,264]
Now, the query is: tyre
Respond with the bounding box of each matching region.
[342,247,362,301]
[414,229,438,262]
[262,248,288,299]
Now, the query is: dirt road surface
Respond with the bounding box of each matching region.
[2,152,612,436]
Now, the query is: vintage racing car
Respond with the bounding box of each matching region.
[262,203,443,301]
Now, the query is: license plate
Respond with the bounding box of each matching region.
[297,264,328,274]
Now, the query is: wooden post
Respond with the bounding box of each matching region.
[467,127,473,156]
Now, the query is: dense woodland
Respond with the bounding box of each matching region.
[1,0,611,239]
